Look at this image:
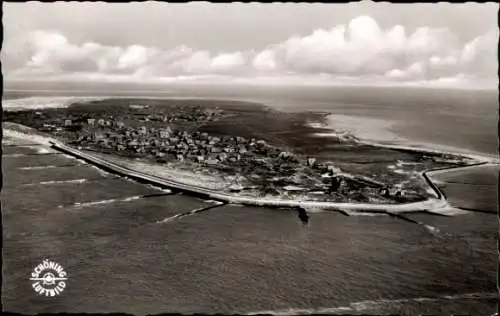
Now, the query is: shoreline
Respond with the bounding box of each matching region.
[308,114,499,164]
[4,126,491,215]
[48,140,451,213]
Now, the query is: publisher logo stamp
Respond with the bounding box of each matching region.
[29,259,68,297]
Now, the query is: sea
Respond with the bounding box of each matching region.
[3,84,498,157]
[2,84,499,315]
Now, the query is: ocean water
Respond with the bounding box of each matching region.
[2,86,498,314]
[3,85,498,156]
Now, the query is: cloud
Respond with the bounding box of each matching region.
[2,15,497,87]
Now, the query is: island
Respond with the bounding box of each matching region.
[3,98,478,205]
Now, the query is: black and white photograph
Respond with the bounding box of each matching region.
[1,1,499,315]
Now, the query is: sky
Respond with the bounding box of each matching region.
[2,2,499,88]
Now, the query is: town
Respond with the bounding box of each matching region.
[3,103,425,203]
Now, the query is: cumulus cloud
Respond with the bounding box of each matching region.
[2,15,497,87]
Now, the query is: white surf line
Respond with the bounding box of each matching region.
[2,152,62,157]
[17,164,77,170]
[244,292,498,315]
[63,191,176,209]
[21,179,88,186]
[156,201,226,224]
[2,143,42,147]
[17,145,58,154]
[69,198,119,208]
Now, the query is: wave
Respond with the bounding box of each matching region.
[18,165,61,170]
[426,206,471,216]
[244,292,498,315]
[157,201,225,224]
[2,96,108,111]
[23,179,88,186]
[62,193,173,209]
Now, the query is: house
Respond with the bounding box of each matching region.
[159,130,169,139]
[218,153,228,161]
[139,126,147,135]
[205,159,218,166]
[87,118,95,125]
[94,131,105,140]
[307,157,317,167]
[327,164,341,175]
[279,151,291,159]
[64,119,72,127]
[128,140,139,147]
[97,119,105,126]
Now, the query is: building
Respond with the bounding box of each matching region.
[64,119,72,127]
[87,118,95,125]
[307,157,317,167]
[205,159,218,165]
[218,153,228,161]
[159,130,168,139]
[128,140,139,147]
[279,151,291,159]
